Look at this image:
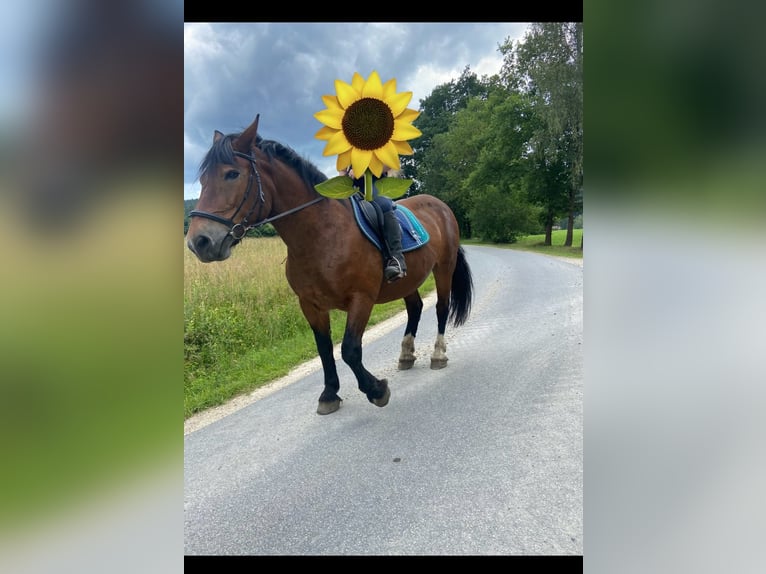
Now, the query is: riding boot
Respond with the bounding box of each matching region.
[382,210,407,282]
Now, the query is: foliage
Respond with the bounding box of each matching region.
[408,66,494,196]
[523,145,572,235]
[469,185,542,243]
[183,198,196,234]
[502,22,583,245]
[559,214,583,229]
[410,24,582,245]
[419,95,497,236]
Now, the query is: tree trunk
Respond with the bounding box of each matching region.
[544,210,554,246]
[565,187,575,247]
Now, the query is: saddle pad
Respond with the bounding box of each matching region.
[350,194,430,253]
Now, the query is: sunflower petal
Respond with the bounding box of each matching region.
[350,147,372,179]
[321,94,342,110]
[323,130,352,156]
[362,71,383,99]
[336,150,352,172]
[396,108,420,123]
[392,121,423,141]
[351,72,365,93]
[368,155,384,178]
[385,91,412,117]
[335,79,360,109]
[393,140,414,155]
[314,126,338,141]
[382,78,397,99]
[314,108,345,130]
[374,141,401,171]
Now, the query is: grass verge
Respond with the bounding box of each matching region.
[464,228,583,259]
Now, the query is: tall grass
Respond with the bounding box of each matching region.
[184,237,434,418]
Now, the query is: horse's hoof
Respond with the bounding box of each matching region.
[371,385,391,408]
[430,358,448,370]
[398,359,415,370]
[317,398,342,415]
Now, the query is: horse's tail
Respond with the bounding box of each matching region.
[448,246,473,328]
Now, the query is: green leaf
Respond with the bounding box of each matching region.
[376,178,413,199]
[314,176,357,199]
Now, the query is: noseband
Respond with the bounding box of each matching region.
[190,150,324,240]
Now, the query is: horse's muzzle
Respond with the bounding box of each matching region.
[186,231,233,262]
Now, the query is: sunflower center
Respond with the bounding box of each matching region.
[342,98,394,151]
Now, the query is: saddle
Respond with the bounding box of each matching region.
[350,193,429,253]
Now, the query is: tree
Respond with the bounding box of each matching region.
[523,146,571,245]
[418,78,543,241]
[408,66,492,196]
[469,185,542,243]
[464,89,543,241]
[467,90,537,196]
[418,98,492,236]
[503,22,583,247]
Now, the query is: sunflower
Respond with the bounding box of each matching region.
[314,71,421,179]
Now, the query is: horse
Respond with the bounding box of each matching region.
[186,115,473,415]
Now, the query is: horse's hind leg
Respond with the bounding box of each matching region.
[341,296,390,408]
[430,271,452,370]
[398,291,423,370]
[431,333,448,369]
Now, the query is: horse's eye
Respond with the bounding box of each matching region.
[224,170,239,181]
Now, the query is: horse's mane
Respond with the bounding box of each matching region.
[198,132,328,189]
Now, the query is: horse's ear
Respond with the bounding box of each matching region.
[234,114,260,153]
[213,130,224,143]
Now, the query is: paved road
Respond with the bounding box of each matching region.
[184,245,583,555]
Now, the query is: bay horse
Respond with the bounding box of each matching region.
[186,115,473,415]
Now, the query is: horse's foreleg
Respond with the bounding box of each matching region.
[301,302,342,415]
[341,297,390,408]
[398,291,423,370]
[430,286,450,370]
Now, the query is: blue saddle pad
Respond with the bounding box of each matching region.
[350,194,429,253]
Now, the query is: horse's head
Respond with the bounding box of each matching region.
[186,115,271,262]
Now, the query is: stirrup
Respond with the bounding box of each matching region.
[384,258,406,282]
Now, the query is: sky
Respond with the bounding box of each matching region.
[184,22,531,199]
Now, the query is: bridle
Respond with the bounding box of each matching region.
[189,150,325,240]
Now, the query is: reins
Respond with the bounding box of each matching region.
[190,150,325,240]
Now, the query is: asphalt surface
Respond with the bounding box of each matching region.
[184,244,583,555]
